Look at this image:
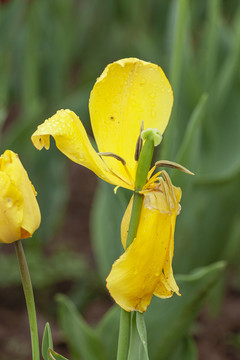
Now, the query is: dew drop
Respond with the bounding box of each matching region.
[150,91,156,98]
[151,110,156,117]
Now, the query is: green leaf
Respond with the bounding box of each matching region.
[211,6,240,114]
[42,323,53,360]
[170,336,198,360]
[127,312,148,360]
[162,0,190,159]
[176,93,208,171]
[136,313,149,360]
[96,305,120,360]
[48,348,69,360]
[146,261,226,360]
[56,294,106,360]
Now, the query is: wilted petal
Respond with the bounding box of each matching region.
[106,180,181,312]
[154,217,180,298]
[89,58,173,182]
[31,109,131,189]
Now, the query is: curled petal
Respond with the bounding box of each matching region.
[90,58,173,182]
[31,109,132,189]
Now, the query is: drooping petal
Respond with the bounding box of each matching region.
[0,150,41,240]
[107,179,181,312]
[31,109,132,189]
[154,217,180,298]
[89,58,173,182]
[107,204,171,312]
[0,172,23,243]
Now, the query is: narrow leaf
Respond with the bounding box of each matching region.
[57,294,105,360]
[48,348,69,360]
[170,335,198,360]
[42,323,53,360]
[176,93,208,168]
[136,313,150,360]
[127,312,147,360]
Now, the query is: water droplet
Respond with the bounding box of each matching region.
[150,92,156,98]
[151,110,156,117]
[133,269,138,275]
[155,272,160,277]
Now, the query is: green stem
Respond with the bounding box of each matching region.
[117,132,159,360]
[126,193,143,248]
[15,240,40,360]
[117,310,131,360]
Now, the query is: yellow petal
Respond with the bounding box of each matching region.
[89,58,173,182]
[0,150,41,241]
[153,274,174,299]
[0,172,23,244]
[121,183,181,249]
[154,217,180,298]
[31,109,132,189]
[107,194,173,312]
[107,179,181,312]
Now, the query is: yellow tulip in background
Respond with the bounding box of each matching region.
[31,57,182,312]
[0,150,41,244]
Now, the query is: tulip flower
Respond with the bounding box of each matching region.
[106,175,181,312]
[31,58,189,314]
[0,150,41,244]
[31,58,173,190]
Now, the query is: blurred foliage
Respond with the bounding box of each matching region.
[0,249,88,288]
[57,262,225,360]
[0,0,240,358]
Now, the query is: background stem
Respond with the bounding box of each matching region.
[15,240,40,360]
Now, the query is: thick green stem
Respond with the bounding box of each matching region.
[126,193,143,248]
[117,131,159,360]
[15,240,40,360]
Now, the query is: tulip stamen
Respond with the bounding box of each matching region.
[134,120,144,161]
[155,160,194,175]
[159,177,174,211]
[98,152,126,166]
[161,170,177,208]
[99,152,134,186]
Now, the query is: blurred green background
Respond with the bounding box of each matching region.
[0,0,240,359]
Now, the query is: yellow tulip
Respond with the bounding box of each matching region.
[106,179,181,312]
[0,150,41,244]
[31,58,182,312]
[31,58,173,190]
